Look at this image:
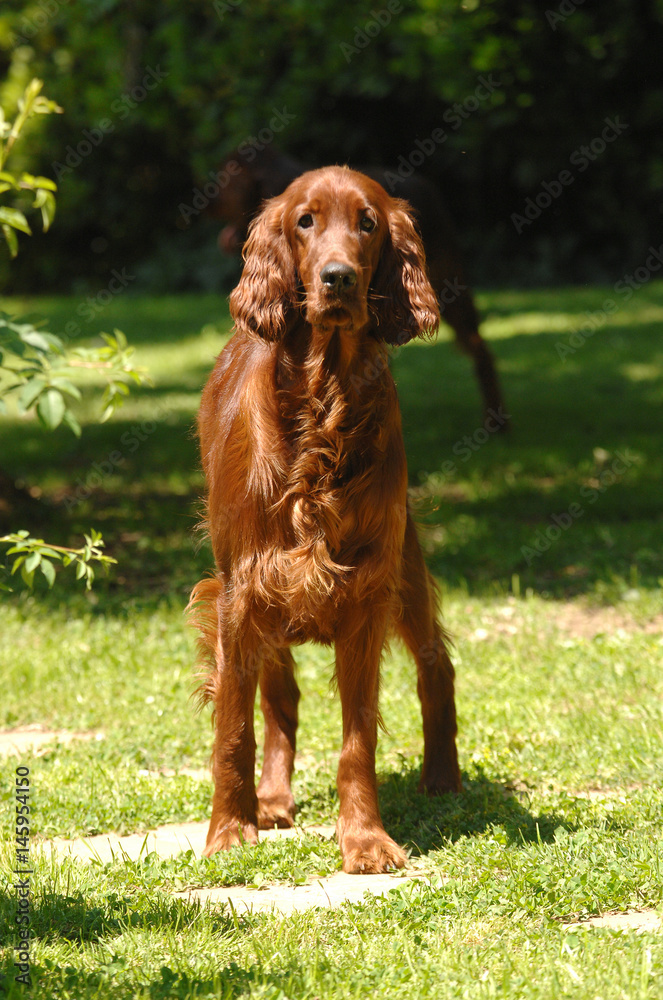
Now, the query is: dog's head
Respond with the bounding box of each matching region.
[229,166,440,346]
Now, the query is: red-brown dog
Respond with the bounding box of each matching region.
[191,166,461,874]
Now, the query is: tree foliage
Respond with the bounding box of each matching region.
[0,528,114,590]
[0,74,149,591]
[1,0,662,288]
[0,318,148,433]
[0,75,60,256]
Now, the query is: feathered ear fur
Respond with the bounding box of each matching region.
[229,195,298,341]
[371,199,440,346]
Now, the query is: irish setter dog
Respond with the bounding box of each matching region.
[211,146,507,429]
[191,166,461,874]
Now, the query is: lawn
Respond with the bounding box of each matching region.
[1,284,662,998]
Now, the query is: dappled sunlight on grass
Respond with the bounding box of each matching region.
[2,283,662,601]
[1,283,663,999]
[620,360,663,381]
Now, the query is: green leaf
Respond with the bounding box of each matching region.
[32,96,63,116]
[36,388,66,430]
[36,177,57,191]
[19,328,59,352]
[21,173,57,192]
[2,223,18,257]
[0,206,31,235]
[40,559,56,587]
[17,377,46,412]
[61,410,82,437]
[50,377,82,400]
[104,329,128,350]
[25,551,41,573]
[34,189,56,231]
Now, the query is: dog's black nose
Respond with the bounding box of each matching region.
[320,261,357,291]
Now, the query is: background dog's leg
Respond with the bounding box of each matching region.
[428,255,506,428]
[204,639,260,856]
[398,514,463,795]
[335,616,408,873]
[256,647,299,829]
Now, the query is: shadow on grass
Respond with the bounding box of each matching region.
[4,290,233,349]
[380,767,570,856]
[0,957,312,1000]
[2,290,663,604]
[0,886,231,946]
[0,888,251,1000]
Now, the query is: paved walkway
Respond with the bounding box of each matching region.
[9,728,663,923]
[43,820,335,863]
[3,728,421,914]
[43,820,423,914]
[174,869,421,914]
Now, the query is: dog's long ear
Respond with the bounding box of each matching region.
[229,194,298,341]
[371,199,440,346]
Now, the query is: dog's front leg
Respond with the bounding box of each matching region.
[204,639,260,856]
[256,647,300,829]
[335,613,408,874]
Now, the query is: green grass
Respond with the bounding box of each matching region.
[1,285,662,998]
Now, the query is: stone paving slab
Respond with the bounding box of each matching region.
[564,910,661,933]
[41,820,424,913]
[174,871,421,914]
[42,820,336,864]
[0,725,101,758]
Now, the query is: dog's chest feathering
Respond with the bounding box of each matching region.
[220,360,408,640]
[276,360,397,557]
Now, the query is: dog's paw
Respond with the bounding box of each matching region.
[337,822,408,874]
[203,820,259,856]
[257,791,296,830]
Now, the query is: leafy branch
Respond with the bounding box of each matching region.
[0,78,62,257]
[0,529,116,591]
[0,317,150,435]
[1,78,148,593]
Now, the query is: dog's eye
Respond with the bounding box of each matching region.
[359,215,376,233]
[298,213,314,229]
